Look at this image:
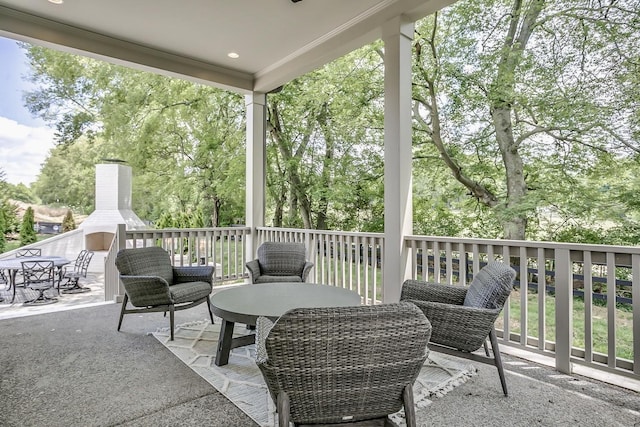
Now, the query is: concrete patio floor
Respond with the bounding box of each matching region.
[0,276,639,426]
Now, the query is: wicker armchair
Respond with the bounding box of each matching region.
[401,261,516,396]
[246,242,314,283]
[115,246,215,340]
[256,302,432,427]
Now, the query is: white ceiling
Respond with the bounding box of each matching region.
[0,0,455,93]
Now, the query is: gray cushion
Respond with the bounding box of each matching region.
[170,281,212,304]
[463,261,516,309]
[255,275,303,284]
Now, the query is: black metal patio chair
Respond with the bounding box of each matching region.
[21,260,58,305]
[16,248,42,257]
[61,250,94,294]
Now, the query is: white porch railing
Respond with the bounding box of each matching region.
[105,225,251,301]
[405,235,640,380]
[256,227,384,305]
[103,225,638,382]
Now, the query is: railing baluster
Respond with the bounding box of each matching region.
[555,248,572,374]
[433,241,440,284]
[633,254,640,375]
[607,252,617,369]
[445,241,453,285]
[520,246,528,346]
[537,247,546,351]
[584,251,593,363]
[502,245,511,344]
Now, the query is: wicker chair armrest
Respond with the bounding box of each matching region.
[407,299,501,352]
[301,261,314,282]
[255,316,275,364]
[119,275,172,306]
[172,266,214,284]
[246,259,261,283]
[401,279,468,305]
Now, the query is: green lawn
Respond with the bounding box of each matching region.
[505,289,634,360]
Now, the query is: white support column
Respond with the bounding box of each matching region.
[382,17,414,303]
[245,93,267,264]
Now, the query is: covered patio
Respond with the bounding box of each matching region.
[1,0,639,425]
[0,300,638,426]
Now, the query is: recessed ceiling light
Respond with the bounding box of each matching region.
[48,0,64,4]
[227,52,239,59]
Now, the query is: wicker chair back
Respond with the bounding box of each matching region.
[257,302,432,425]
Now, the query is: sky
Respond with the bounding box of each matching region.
[0,36,56,186]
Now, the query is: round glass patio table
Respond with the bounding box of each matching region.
[210,282,362,366]
[0,256,71,303]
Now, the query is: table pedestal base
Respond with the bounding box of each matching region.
[214,319,256,366]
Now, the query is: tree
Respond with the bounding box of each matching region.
[0,168,9,253]
[0,203,6,253]
[266,44,386,231]
[24,46,246,226]
[411,0,640,240]
[62,209,76,232]
[20,207,37,246]
[32,137,101,213]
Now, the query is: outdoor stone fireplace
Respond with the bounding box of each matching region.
[79,162,147,251]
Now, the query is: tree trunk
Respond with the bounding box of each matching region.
[488,0,545,240]
[316,102,333,230]
[267,101,313,229]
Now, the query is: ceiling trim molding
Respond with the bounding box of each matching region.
[0,5,254,93]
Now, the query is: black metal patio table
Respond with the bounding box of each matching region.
[210,282,362,366]
[0,256,71,303]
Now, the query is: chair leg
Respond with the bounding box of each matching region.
[169,305,175,341]
[483,339,491,357]
[402,384,417,427]
[276,391,290,427]
[489,327,508,396]
[117,294,129,331]
[206,297,215,324]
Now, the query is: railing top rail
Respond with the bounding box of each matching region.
[125,226,251,235]
[257,226,384,239]
[405,234,640,254]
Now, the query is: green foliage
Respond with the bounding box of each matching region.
[17,1,640,244]
[32,137,101,214]
[20,207,37,245]
[0,170,20,242]
[24,46,246,225]
[411,0,640,240]
[0,206,6,253]
[62,209,76,232]
[0,202,19,235]
[4,183,40,204]
[266,43,386,231]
